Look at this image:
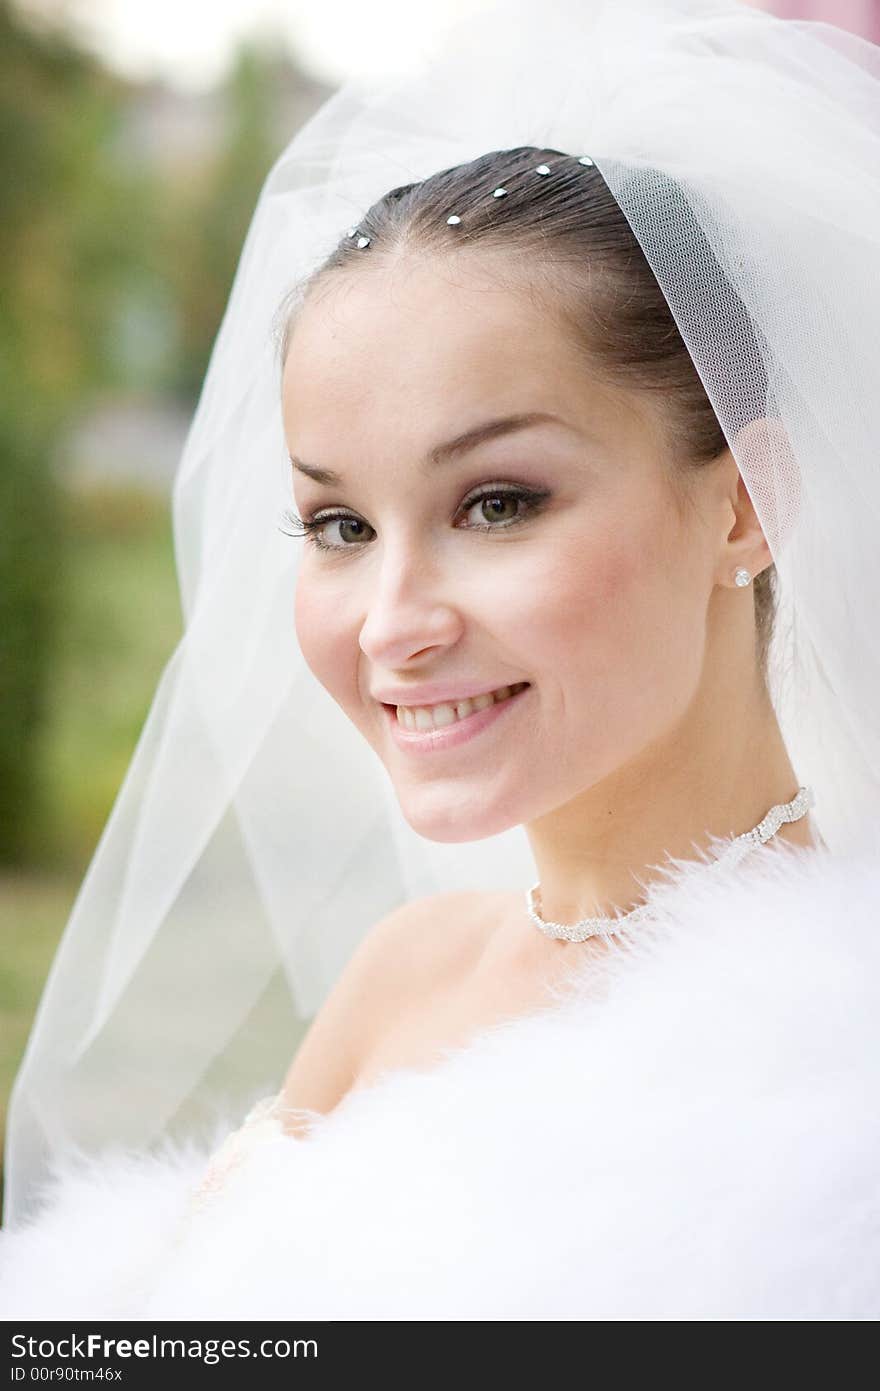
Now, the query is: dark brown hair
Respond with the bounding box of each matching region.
[277,146,776,683]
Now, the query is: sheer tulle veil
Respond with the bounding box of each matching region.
[5,0,880,1227]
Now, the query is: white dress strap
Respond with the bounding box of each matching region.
[186,1092,286,1217]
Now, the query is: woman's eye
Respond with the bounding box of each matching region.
[462,490,532,528]
[312,515,373,548]
[278,508,375,551]
[277,485,548,554]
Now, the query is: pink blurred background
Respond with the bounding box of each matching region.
[751,0,880,42]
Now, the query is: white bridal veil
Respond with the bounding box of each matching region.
[5,0,880,1226]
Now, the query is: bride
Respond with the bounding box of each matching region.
[275,171,822,1116]
[2,0,879,1321]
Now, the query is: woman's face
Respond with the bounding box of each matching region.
[282,254,722,843]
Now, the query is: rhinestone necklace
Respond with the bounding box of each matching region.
[525,785,816,943]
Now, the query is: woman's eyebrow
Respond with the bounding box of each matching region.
[288,411,570,485]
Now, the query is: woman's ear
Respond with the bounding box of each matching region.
[729,415,801,562]
[704,440,772,587]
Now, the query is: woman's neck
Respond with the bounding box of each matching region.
[524,676,810,930]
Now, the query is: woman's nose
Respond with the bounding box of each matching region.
[357,556,464,667]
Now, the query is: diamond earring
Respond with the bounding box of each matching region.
[734,567,752,587]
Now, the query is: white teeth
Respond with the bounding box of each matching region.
[430,704,458,727]
[395,682,528,732]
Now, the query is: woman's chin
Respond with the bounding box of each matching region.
[397,789,524,844]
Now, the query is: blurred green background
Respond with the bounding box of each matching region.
[0,0,332,1211]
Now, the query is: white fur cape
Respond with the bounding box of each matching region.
[2,840,879,1321]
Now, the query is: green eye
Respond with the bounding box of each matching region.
[458,485,550,532]
[470,493,523,524]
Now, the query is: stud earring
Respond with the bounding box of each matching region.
[734,567,752,587]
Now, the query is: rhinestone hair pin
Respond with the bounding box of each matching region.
[346,154,596,246]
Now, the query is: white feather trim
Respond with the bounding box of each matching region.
[2,841,879,1320]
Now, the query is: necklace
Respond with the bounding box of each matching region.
[525,785,816,943]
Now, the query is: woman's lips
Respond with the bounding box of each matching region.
[382,682,532,755]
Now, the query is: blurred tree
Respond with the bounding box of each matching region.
[0,0,156,863]
[161,42,280,400]
[0,9,327,868]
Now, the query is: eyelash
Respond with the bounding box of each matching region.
[277,485,550,554]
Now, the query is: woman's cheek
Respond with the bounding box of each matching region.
[294,578,344,692]
[537,531,640,652]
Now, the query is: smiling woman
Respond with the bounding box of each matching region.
[263,133,825,1137]
[2,0,880,1324]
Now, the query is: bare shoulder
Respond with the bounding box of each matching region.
[279,889,509,1134]
[362,888,512,991]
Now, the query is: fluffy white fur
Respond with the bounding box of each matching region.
[2,839,879,1321]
